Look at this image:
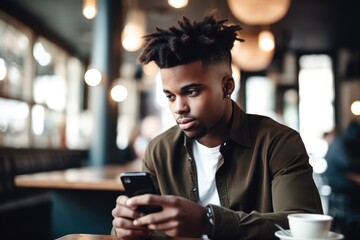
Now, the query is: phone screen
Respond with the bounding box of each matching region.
[120,172,162,214]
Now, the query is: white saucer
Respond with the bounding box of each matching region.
[275,230,344,240]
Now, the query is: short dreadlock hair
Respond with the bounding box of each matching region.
[138,15,243,68]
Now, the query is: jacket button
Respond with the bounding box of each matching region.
[188,157,192,162]
[192,187,197,192]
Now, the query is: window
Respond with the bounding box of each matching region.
[0,13,85,149]
[0,15,32,147]
[245,76,283,123]
[31,37,68,148]
[298,54,335,159]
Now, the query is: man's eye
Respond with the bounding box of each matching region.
[165,95,175,101]
[186,89,199,96]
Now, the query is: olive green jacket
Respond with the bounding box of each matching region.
[141,102,323,239]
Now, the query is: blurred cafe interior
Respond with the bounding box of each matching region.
[0,0,360,239]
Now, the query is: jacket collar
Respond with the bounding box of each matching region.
[227,101,252,148]
[183,101,252,148]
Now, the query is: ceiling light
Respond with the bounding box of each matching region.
[111,85,128,102]
[121,9,146,52]
[231,32,274,72]
[351,100,360,115]
[84,68,102,86]
[168,0,188,9]
[82,0,97,19]
[227,0,291,25]
[258,30,275,52]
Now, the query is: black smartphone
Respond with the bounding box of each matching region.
[120,172,162,214]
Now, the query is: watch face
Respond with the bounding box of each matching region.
[206,206,215,225]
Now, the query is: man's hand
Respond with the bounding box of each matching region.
[127,194,212,237]
[112,195,154,239]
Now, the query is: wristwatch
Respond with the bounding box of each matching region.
[206,205,215,226]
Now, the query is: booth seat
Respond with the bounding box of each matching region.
[0,148,88,240]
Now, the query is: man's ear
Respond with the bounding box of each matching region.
[222,76,235,95]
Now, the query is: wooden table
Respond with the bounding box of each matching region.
[14,161,142,239]
[56,233,207,240]
[15,160,142,191]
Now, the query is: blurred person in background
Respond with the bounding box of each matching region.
[325,121,360,240]
[118,115,162,163]
[133,115,162,160]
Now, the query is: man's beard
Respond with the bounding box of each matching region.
[186,125,207,140]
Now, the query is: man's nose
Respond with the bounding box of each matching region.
[173,97,189,114]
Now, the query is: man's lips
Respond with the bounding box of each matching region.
[177,117,196,130]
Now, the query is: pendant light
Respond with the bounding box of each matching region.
[82,0,97,19]
[227,0,291,25]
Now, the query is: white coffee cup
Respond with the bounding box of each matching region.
[287,213,333,239]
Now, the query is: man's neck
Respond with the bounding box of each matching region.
[197,101,233,148]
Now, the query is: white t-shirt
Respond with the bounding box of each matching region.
[192,140,221,206]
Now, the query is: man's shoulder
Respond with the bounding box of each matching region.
[241,113,302,148]
[247,113,296,134]
[148,125,184,147]
[229,103,298,146]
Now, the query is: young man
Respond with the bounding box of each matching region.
[112,15,323,239]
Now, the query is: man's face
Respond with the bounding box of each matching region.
[160,61,232,141]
